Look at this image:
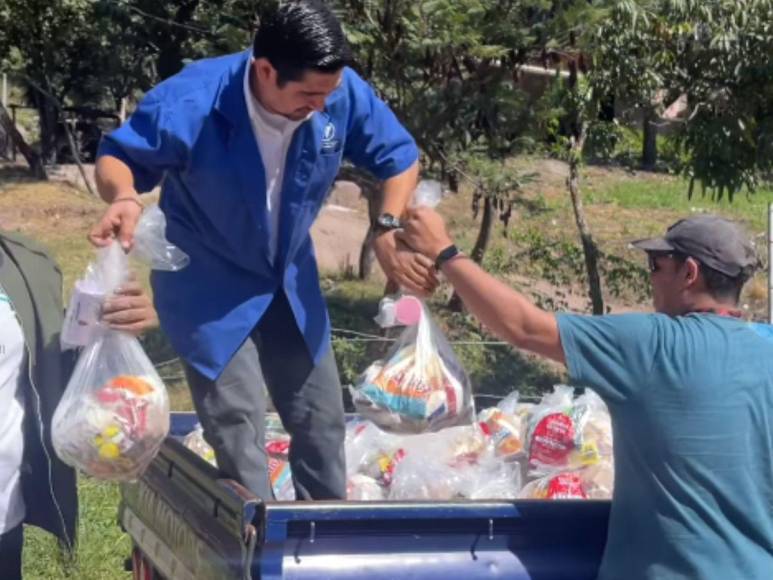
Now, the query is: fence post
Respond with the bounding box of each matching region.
[2,74,7,159]
[10,105,17,162]
[768,203,773,324]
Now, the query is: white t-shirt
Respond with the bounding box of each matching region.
[0,287,26,533]
[243,61,307,263]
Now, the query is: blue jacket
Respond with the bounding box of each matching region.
[98,51,418,379]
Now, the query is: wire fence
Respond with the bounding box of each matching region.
[152,325,517,383]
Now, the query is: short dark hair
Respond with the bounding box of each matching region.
[253,0,353,86]
[700,264,748,304]
[670,252,748,304]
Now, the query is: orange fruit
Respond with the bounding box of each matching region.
[109,375,154,395]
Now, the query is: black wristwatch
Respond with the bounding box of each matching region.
[375,213,401,232]
[434,244,460,271]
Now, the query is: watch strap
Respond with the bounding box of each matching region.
[434,244,460,270]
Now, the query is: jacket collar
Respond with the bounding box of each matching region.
[212,50,253,127]
[0,233,43,365]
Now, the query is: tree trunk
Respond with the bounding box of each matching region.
[449,195,494,312]
[642,107,658,170]
[335,166,383,280]
[0,101,46,178]
[62,116,97,196]
[567,133,605,315]
[34,94,58,164]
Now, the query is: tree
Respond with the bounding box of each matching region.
[593,0,773,197]
[529,0,615,314]
[0,100,46,178]
[655,0,773,198]
[447,155,524,311]
[0,0,99,163]
[338,0,537,286]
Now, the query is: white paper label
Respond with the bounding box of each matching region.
[61,286,105,348]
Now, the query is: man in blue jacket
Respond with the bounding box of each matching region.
[89,1,433,501]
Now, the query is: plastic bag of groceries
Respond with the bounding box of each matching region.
[183,423,217,466]
[52,207,185,481]
[519,470,589,500]
[345,419,406,498]
[524,386,613,477]
[388,425,521,500]
[184,416,297,500]
[478,391,527,461]
[265,423,295,501]
[518,459,614,500]
[351,301,474,433]
[525,385,590,475]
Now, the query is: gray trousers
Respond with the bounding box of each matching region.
[183,292,346,501]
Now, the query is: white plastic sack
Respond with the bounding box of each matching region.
[53,240,172,481]
[351,301,474,433]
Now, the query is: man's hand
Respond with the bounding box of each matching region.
[88,195,143,250]
[396,207,454,260]
[373,229,439,296]
[101,278,158,335]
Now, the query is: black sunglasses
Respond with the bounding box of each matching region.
[647,252,688,273]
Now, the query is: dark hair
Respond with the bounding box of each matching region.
[253,0,353,86]
[700,264,748,304]
[671,253,748,304]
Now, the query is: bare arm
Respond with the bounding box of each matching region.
[89,156,143,249]
[441,257,565,363]
[397,207,565,364]
[95,155,139,203]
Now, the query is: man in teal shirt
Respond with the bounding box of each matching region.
[399,212,772,580]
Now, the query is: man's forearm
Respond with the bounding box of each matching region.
[95,155,139,203]
[441,256,565,363]
[380,160,419,217]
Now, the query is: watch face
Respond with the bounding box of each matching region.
[377,214,400,229]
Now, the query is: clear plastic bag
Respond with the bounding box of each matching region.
[525,385,593,475]
[525,386,614,477]
[61,204,189,349]
[519,470,589,500]
[52,241,171,481]
[411,179,443,209]
[345,420,406,486]
[388,425,520,500]
[347,474,386,501]
[351,301,474,433]
[183,423,217,466]
[130,204,189,271]
[478,391,526,461]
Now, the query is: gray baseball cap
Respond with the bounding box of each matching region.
[631,215,758,277]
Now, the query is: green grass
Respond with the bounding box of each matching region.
[23,479,131,580]
[585,177,773,232]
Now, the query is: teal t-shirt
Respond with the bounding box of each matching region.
[557,312,773,580]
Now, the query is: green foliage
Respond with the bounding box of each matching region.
[338,0,538,172]
[592,0,773,198]
[454,154,529,233]
[508,227,651,305]
[586,176,773,231]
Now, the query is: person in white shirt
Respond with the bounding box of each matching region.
[0,229,156,580]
